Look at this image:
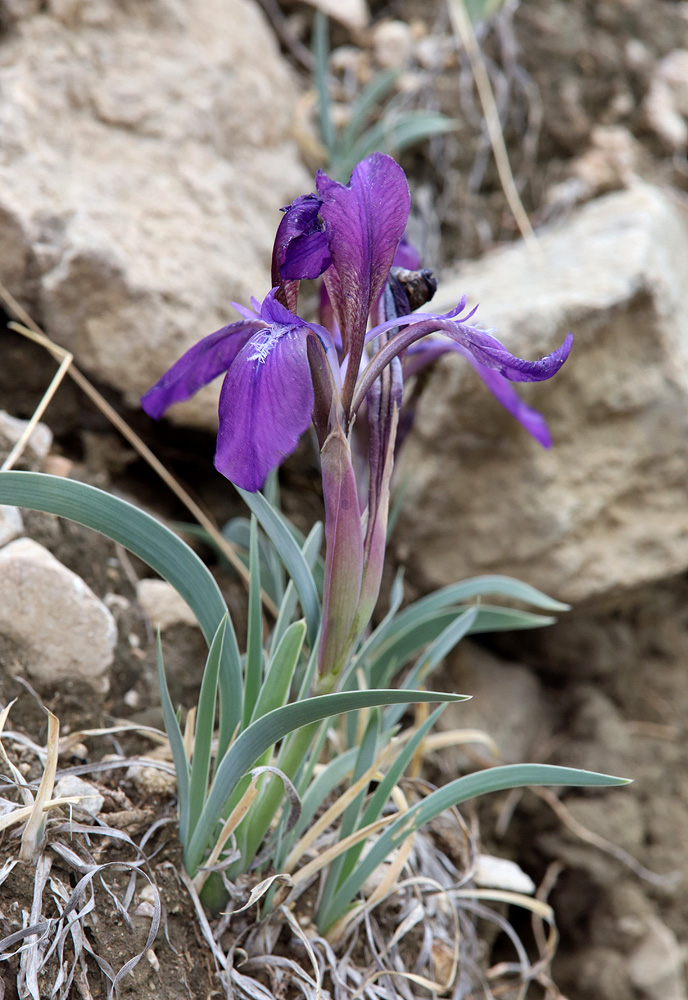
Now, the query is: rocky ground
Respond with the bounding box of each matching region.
[2,0,688,997]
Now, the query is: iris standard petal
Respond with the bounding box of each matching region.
[393,235,422,270]
[316,153,411,357]
[141,319,265,420]
[274,193,332,282]
[214,322,315,492]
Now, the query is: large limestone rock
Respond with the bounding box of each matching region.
[0,538,116,693]
[398,183,688,606]
[435,645,553,768]
[0,0,310,428]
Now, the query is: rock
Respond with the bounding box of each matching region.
[628,916,687,1000]
[54,775,104,816]
[473,854,536,894]
[136,578,199,631]
[435,645,552,766]
[546,125,641,210]
[0,506,23,546]
[301,0,369,30]
[398,183,688,607]
[644,50,688,152]
[0,0,41,25]
[372,20,413,70]
[0,411,53,465]
[0,0,310,430]
[127,759,176,798]
[41,455,74,478]
[557,946,632,1000]
[0,538,116,694]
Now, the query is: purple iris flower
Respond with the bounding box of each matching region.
[142,153,570,490]
[142,153,572,685]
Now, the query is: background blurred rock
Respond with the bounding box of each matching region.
[397,182,688,609]
[0,0,310,427]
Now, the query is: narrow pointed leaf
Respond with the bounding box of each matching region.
[252,620,307,723]
[324,764,631,932]
[367,575,568,663]
[286,745,361,845]
[156,636,191,845]
[270,523,323,656]
[319,711,380,917]
[381,607,476,727]
[216,612,243,766]
[185,687,469,874]
[243,517,263,729]
[353,112,457,164]
[318,706,444,928]
[342,69,401,152]
[369,606,555,687]
[236,485,320,646]
[188,618,227,835]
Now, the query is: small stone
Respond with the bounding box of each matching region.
[644,50,688,152]
[628,916,687,1000]
[473,855,536,894]
[42,455,74,477]
[54,776,105,816]
[0,411,53,464]
[139,884,157,904]
[0,506,23,547]
[103,593,130,614]
[372,20,413,70]
[145,949,160,973]
[305,0,368,30]
[126,762,176,797]
[123,688,140,709]
[573,125,639,193]
[414,34,453,71]
[645,81,687,151]
[330,45,364,77]
[625,38,651,72]
[656,50,688,117]
[137,578,199,631]
[0,538,116,694]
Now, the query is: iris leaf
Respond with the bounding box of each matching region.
[188,618,227,836]
[236,486,320,646]
[322,763,631,932]
[156,636,191,845]
[243,517,263,729]
[185,687,469,875]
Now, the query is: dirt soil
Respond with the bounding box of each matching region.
[2,0,688,997]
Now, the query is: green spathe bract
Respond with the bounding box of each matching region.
[0,470,629,931]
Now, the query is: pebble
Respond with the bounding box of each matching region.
[0,410,53,464]
[54,776,105,816]
[372,20,413,70]
[628,916,687,999]
[473,854,536,894]
[0,538,116,694]
[137,578,199,631]
[644,49,688,151]
[0,506,23,547]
